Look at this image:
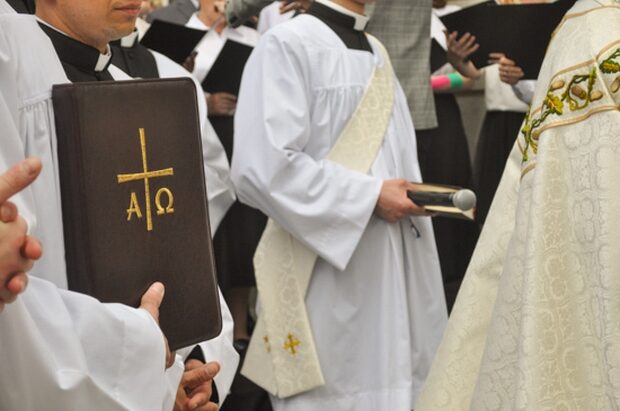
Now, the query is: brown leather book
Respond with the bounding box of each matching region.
[52,78,221,350]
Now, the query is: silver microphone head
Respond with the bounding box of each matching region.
[453,189,477,211]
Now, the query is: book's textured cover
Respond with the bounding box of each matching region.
[52,77,221,350]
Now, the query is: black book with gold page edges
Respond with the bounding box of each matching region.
[52,77,221,350]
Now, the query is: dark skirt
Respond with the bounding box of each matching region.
[474,110,525,227]
[416,94,479,312]
[210,116,268,291]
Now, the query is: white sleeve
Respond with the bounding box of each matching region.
[0,277,181,411]
[231,31,382,270]
[512,80,537,105]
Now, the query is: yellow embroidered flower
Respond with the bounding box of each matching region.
[601,61,620,74]
[545,94,564,115]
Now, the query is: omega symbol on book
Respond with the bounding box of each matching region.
[117,128,175,232]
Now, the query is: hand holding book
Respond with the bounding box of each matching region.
[375,179,435,223]
[408,183,476,221]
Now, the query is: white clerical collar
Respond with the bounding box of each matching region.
[120,29,140,48]
[36,17,112,72]
[314,0,369,31]
[94,48,112,72]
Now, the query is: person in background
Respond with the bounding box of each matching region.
[232,0,447,409]
[420,0,479,312]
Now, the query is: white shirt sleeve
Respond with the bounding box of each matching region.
[512,79,537,105]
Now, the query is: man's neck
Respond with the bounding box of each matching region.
[330,0,365,15]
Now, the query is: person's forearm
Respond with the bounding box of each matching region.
[450,60,482,80]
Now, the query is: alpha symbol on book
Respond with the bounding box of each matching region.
[283,333,300,356]
[117,128,175,232]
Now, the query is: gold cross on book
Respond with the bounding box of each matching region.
[117,128,174,232]
[283,333,300,356]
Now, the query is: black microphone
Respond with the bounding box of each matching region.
[407,189,476,211]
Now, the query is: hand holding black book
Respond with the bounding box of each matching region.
[52,78,221,350]
[440,0,577,79]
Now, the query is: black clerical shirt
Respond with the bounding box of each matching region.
[305,1,372,53]
[38,22,114,82]
[7,0,34,14]
[110,31,160,79]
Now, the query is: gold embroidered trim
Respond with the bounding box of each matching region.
[521,162,536,179]
[520,105,620,178]
[520,47,620,162]
[528,40,620,119]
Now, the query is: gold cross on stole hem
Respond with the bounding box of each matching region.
[283,333,301,356]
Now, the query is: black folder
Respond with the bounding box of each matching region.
[140,19,207,65]
[202,39,254,95]
[440,0,577,79]
[52,78,222,350]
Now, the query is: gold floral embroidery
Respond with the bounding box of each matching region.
[520,47,620,163]
[600,48,620,73]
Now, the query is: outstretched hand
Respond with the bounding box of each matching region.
[445,31,482,79]
[0,158,43,312]
[174,360,221,411]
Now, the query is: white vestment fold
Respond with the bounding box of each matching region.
[416,2,620,409]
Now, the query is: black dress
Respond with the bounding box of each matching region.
[210,115,267,291]
[474,110,525,226]
[415,92,479,312]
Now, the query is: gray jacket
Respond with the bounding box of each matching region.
[367,1,437,130]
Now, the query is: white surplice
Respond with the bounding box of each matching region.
[231,14,447,411]
[257,2,294,34]
[185,13,260,84]
[0,12,183,410]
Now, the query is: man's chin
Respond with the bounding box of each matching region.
[108,23,137,41]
